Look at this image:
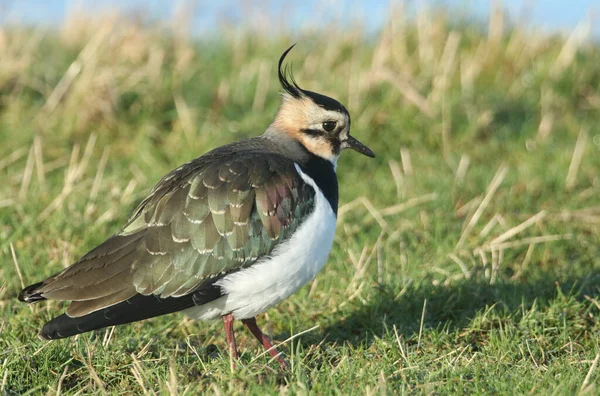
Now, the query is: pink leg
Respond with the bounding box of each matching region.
[242,317,289,369]
[222,313,238,369]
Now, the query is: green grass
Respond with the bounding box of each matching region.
[1,9,599,395]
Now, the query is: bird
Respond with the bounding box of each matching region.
[18,44,375,369]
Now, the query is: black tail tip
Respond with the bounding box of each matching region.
[18,281,46,303]
[38,324,60,341]
[38,314,76,340]
[39,316,61,340]
[37,330,53,341]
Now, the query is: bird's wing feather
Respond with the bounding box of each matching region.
[24,149,316,317]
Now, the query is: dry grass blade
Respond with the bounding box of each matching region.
[40,25,110,117]
[476,234,572,252]
[250,325,320,364]
[130,354,153,396]
[346,231,384,296]
[457,165,508,248]
[490,247,503,284]
[1,361,8,393]
[537,113,554,141]
[551,22,590,77]
[580,353,599,393]
[56,365,70,396]
[455,154,470,182]
[33,135,46,192]
[102,326,116,348]
[37,135,96,222]
[448,253,471,279]
[478,249,490,280]
[584,295,600,311]
[393,325,409,364]
[10,243,25,290]
[417,8,434,70]
[84,352,107,394]
[72,133,97,183]
[511,243,536,280]
[488,2,504,43]
[360,198,390,232]
[456,196,482,218]
[87,147,110,209]
[430,31,461,105]
[554,207,600,225]
[566,127,588,190]
[339,197,390,232]
[381,193,438,216]
[166,360,179,396]
[417,299,427,350]
[373,67,434,117]
[388,159,404,198]
[479,214,499,239]
[487,210,546,246]
[0,146,28,171]
[18,145,35,200]
[400,147,413,176]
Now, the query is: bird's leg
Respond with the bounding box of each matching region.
[242,317,289,369]
[222,313,238,370]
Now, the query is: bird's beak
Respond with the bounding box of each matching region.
[345,135,375,158]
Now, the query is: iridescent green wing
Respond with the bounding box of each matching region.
[127,152,315,296]
[31,151,315,317]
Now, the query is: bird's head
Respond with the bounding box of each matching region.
[268,45,375,165]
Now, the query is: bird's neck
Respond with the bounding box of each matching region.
[263,126,339,170]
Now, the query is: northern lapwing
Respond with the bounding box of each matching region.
[18,45,375,369]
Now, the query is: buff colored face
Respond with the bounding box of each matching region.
[272,94,373,163]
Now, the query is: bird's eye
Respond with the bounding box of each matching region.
[322,121,337,132]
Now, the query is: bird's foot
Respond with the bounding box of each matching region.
[242,317,289,370]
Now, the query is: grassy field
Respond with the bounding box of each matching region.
[1,8,599,395]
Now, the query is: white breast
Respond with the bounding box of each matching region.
[184,164,337,321]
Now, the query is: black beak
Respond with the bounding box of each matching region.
[346,135,375,158]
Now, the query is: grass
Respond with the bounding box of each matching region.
[1,7,599,395]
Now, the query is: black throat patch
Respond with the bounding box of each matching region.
[298,154,339,215]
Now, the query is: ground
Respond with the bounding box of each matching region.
[0,10,599,395]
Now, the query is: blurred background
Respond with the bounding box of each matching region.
[1,0,599,37]
[1,1,599,394]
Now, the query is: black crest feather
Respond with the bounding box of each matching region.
[278,44,303,98]
[277,44,349,115]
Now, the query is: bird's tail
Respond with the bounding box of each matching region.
[39,294,196,340]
